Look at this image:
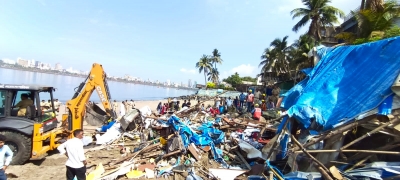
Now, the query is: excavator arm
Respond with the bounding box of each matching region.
[65,63,116,131]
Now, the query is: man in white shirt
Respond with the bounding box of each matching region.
[57,129,87,180]
[0,134,13,180]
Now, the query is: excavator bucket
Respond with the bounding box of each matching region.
[85,103,109,126]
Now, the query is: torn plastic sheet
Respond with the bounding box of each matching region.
[237,139,267,159]
[167,116,228,167]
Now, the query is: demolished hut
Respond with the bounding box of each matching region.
[78,36,400,180]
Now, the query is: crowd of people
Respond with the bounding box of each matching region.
[154,85,281,121]
[111,99,135,118]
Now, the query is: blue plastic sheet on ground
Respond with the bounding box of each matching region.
[281,37,400,131]
[166,116,227,167]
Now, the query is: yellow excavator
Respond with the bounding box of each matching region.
[0,63,115,164]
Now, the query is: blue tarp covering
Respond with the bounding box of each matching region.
[281,37,400,131]
[166,116,227,167]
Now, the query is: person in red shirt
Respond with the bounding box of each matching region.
[161,103,167,115]
[252,104,262,120]
[247,90,255,112]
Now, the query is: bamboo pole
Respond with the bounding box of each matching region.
[341,119,400,150]
[291,135,334,180]
[295,116,374,151]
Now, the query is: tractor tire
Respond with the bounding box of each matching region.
[0,131,32,165]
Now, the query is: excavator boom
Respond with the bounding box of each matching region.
[66,63,116,131]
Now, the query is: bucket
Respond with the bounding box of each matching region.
[392,73,400,96]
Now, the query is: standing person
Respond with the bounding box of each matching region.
[246,90,254,112]
[130,100,135,108]
[156,102,162,114]
[233,96,239,109]
[182,100,187,108]
[186,100,191,108]
[0,134,13,180]
[226,97,232,108]
[255,90,261,106]
[271,85,281,105]
[57,129,87,180]
[266,85,273,100]
[251,104,262,120]
[239,92,246,109]
[267,97,275,109]
[215,97,221,108]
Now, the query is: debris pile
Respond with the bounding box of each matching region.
[82,37,400,180]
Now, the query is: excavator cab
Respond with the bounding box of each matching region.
[0,84,60,165]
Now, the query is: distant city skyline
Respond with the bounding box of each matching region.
[0,1,359,83]
[1,58,194,88]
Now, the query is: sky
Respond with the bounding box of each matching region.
[0,0,360,84]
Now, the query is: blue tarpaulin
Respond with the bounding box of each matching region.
[281,37,400,131]
[166,116,227,167]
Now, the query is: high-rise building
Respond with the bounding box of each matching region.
[193,81,197,88]
[188,79,192,88]
[167,80,171,86]
[17,58,29,67]
[55,63,63,71]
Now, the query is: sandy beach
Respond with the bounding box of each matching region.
[6,98,217,180]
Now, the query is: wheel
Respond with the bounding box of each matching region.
[0,131,32,165]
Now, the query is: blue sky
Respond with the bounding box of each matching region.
[0,0,360,84]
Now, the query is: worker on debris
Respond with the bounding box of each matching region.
[252,104,262,120]
[0,134,13,180]
[57,129,87,180]
[261,100,267,111]
[12,93,33,116]
[246,89,254,112]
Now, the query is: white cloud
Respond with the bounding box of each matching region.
[230,64,256,76]
[180,68,196,74]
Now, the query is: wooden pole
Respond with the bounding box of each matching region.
[291,135,334,180]
[234,150,251,170]
[294,116,374,151]
[341,119,400,150]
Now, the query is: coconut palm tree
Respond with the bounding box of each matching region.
[258,36,292,81]
[195,55,212,86]
[362,0,384,12]
[355,0,400,38]
[291,0,345,41]
[289,34,316,70]
[211,49,223,70]
[207,68,220,84]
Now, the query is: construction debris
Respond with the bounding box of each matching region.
[77,37,400,180]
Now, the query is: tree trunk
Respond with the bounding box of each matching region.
[361,0,366,10]
[204,71,207,89]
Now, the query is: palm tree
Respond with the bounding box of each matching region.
[289,34,316,70]
[362,0,384,12]
[195,55,212,86]
[291,0,345,41]
[355,0,400,38]
[207,68,220,84]
[211,49,223,70]
[259,36,291,81]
